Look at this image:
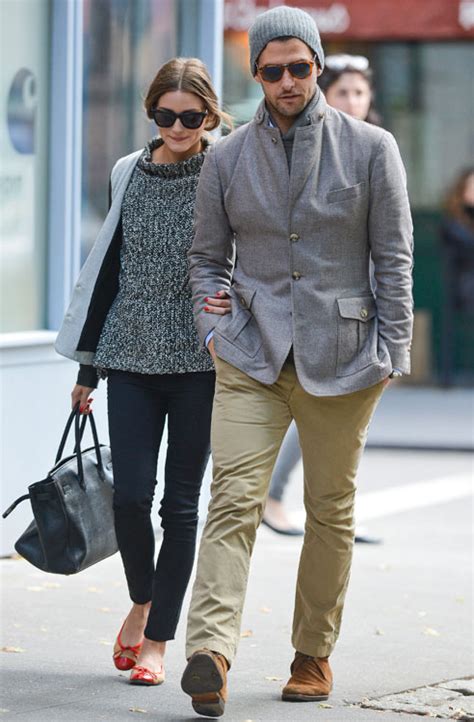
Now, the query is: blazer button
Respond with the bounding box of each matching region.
[360,308,368,319]
[289,233,299,242]
[271,137,277,144]
[292,271,302,280]
[240,296,247,308]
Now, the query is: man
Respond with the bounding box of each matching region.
[181,5,413,718]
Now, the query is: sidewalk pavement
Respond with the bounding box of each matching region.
[366,385,473,451]
[1,445,472,721]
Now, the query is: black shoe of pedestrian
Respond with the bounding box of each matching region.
[261,518,304,536]
[354,531,382,544]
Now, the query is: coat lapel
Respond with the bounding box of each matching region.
[289,122,324,205]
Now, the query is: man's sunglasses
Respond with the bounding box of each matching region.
[257,57,317,83]
[152,108,208,129]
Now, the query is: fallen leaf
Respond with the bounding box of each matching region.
[318,703,333,708]
[423,627,440,637]
[26,586,43,592]
[259,606,272,613]
[264,676,283,682]
[1,646,25,653]
[129,709,147,714]
[455,596,465,604]
[240,629,253,638]
[374,628,385,636]
[42,582,61,589]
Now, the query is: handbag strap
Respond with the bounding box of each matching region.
[2,494,30,519]
[55,406,88,463]
[74,409,105,489]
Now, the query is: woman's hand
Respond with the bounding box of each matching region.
[204,290,231,316]
[71,385,95,414]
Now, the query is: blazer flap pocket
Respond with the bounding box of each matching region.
[337,296,376,322]
[230,285,256,311]
[327,181,367,204]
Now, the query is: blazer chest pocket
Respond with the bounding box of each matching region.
[216,287,262,358]
[327,181,367,204]
[336,295,378,377]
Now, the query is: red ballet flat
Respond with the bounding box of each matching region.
[130,664,165,686]
[113,621,143,671]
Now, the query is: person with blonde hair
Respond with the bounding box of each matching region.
[55,57,231,685]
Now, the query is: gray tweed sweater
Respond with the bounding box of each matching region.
[93,137,213,376]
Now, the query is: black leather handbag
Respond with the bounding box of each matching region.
[2,408,117,574]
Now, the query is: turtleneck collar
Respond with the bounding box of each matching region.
[138,137,210,179]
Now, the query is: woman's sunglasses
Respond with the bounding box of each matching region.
[152,108,208,129]
[324,54,369,72]
[257,57,316,83]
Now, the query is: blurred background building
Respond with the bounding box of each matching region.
[0,0,473,554]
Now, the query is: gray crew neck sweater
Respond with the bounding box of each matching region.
[93,137,213,376]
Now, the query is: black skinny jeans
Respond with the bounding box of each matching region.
[107,369,215,641]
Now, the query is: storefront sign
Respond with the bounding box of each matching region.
[224,0,474,38]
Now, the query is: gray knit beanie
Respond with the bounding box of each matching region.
[249,6,325,76]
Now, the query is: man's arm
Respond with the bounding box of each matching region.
[188,144,235,344]
[368,132,414,374]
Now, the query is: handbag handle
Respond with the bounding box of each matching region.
[55,407,88,463]
[74,408,105,489]
[2,409,106,518]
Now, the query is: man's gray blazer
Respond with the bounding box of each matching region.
[188,92,413,396]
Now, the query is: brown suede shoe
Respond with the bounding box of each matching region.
[181,649,229,717]
[281,652,333,702]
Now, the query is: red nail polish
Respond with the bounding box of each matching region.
[204,297,209,302]
[79,405,85,412]
[204,306,209,312]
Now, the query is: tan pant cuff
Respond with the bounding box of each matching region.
[186,640,234,668]
[293,638,334,659]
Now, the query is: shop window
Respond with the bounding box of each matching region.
[81,0,178,261]
[0,0,50,332]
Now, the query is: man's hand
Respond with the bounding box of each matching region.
[207,337,217,363]
[204,290,231,316]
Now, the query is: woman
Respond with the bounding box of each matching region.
[263,54,382,541]
[440,167,474,384]
[319,53,381,125]
[55,58,231,685]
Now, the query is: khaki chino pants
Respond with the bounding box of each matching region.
[186,355,385,663]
